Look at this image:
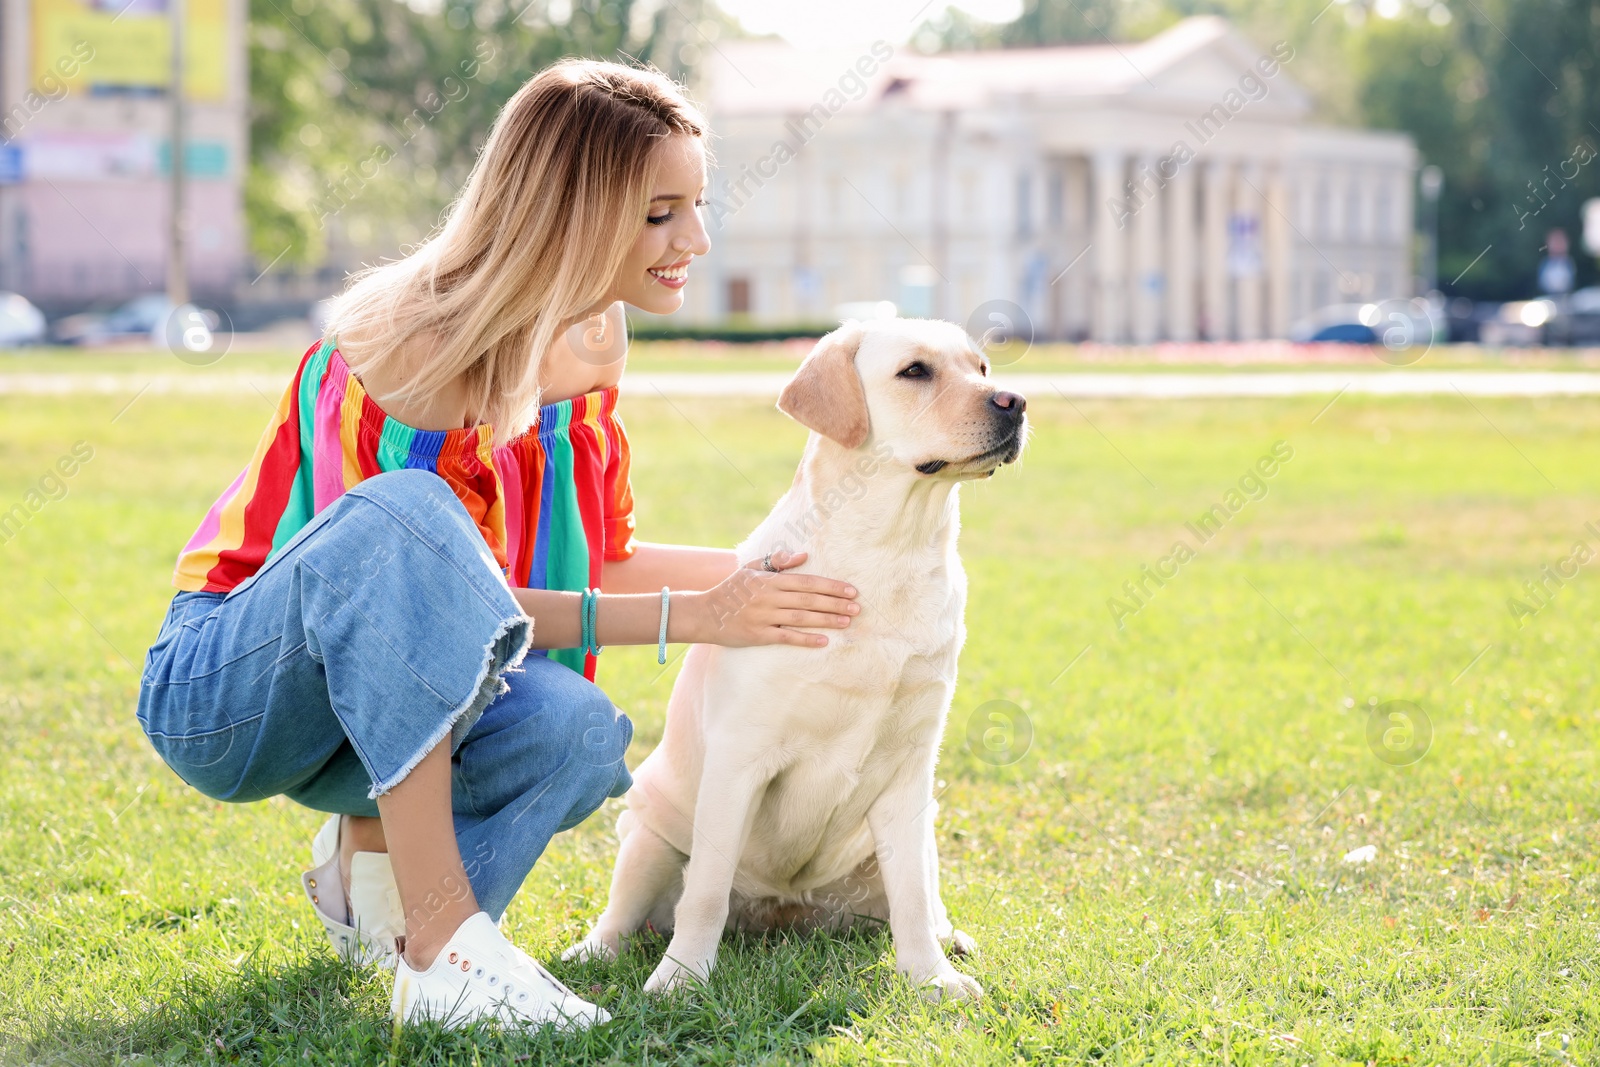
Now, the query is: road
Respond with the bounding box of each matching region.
[3,369,1600,399]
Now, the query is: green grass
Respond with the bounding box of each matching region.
[1,364,1596,1064]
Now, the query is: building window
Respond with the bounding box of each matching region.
[1016,171,1032,237]
[1047,168,1064,230]
[726,276,752,316]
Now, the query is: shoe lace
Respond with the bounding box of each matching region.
[506,944,581,1001]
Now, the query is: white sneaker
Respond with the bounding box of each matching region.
[390,911,612,1032]
[302,814,405,967]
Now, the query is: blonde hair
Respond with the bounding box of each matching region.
[324,59,709,447]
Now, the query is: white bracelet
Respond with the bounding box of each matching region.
[657,586,671,665]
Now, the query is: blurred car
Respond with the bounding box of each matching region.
[1443,297,1501,343]
[1544,286,1600,346]
[1478,299,1556,347]
[51,293,174,346]
[1289,300,1440,348]
[0,291,47,347]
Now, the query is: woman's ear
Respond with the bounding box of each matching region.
[777,322,869,448]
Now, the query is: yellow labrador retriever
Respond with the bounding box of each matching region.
[564,318,1026,1001]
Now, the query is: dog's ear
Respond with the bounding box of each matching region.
[778,322,869,448]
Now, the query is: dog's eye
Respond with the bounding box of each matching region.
[979,362,990,376]
[897,362,930,380]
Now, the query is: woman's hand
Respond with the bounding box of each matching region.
[675,549,860,648]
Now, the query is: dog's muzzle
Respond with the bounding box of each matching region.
[915,391,1027,476]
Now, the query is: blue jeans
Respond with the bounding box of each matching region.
[136,468,634,921]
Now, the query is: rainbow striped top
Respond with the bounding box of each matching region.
[173,336,637,679]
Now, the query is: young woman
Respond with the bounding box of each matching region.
[136,60,861,1032]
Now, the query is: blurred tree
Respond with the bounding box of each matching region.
[999,0,1125,45]
[911,6,1004,52]
[1350,9,1483,291]
[246,0,737,274]
[1477,0,1600,297]
[914,0,1124,51]
[1356,0,1600,297]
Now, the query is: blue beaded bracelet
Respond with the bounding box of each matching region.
[580,588,603,657]
[657,586,671,665]
[579,588,591,655]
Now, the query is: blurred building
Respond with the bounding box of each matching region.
[0,0,247,310]
[687,17,1418,342]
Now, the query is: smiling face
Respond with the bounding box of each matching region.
[609,134,712,315]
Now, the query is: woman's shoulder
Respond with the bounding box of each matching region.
[542,302,629,402]
[335,325,475,432]
[336,322,433,384]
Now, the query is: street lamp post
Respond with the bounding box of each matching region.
[1419,164,1443,294]
[168,0,188,307]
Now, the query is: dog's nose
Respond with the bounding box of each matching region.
[991,391,1026,416]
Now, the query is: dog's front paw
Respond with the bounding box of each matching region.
[644,955,709,996]
[942,927,977,958]
[908,964,984,1003]
[561,931,619,964]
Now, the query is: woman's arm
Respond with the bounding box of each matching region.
[509,587,693,650]
[509,550,858,651]
[601,542,739,594]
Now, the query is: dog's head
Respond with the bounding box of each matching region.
[777,318,1027,479]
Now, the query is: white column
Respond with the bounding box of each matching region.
[1091,148,1127,343]
[1064,157,1091,338]
[1266,165,1292,339]
[1166,160,1197,342]
[1201,159,1231,340]
[1234,162,1264,341]
[1129,152,1163,343]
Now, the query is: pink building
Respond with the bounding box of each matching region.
[0,0,247,309]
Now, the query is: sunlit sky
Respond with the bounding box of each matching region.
[714,0,1025,47]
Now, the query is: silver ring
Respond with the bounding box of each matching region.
[762,552,776,572]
